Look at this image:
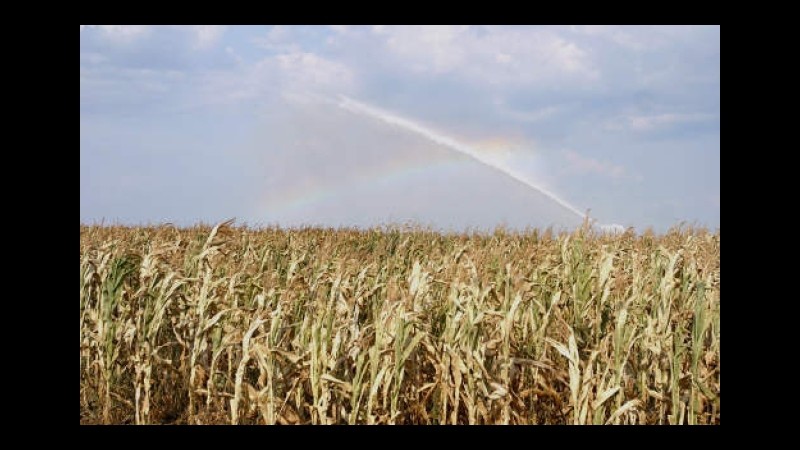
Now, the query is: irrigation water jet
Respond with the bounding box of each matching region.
[336,95,624,232]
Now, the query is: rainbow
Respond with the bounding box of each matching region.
[255,95,625,230]
[260,157,462,221]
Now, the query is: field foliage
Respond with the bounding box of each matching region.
[80,222,720,424]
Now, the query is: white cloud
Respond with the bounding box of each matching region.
[81,25,225,49]
[374,25,598,86]
[225,46,243,64]
[274,52,355,93]
[384,25,471,74]
[329,25,350,34]
[81,25,150,42]
[501,105,563,123]
[191,25,226,49]
[80,52,107,65]
[569,26,646,50]
[563,150,630,180]
[253,25,299,53]
[567,25,693,51]
[191,51,355,109]
[80,64,188,113]
[492,95,557,115]
[607,113,717,132]
[495,53,512,64]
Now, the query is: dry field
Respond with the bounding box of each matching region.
[79,221,720,424]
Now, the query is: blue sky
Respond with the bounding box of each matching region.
[80,25,720,231]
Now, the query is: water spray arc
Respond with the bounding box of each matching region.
[337,95,589,220]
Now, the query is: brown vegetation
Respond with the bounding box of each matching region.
[80,222,719,424]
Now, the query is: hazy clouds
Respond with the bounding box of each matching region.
[80,25,720,231]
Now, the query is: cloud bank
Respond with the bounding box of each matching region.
[80,25,720,231]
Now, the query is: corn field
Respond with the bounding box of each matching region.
[79,221,720,425]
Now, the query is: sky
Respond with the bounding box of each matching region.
[80,25,720,232]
